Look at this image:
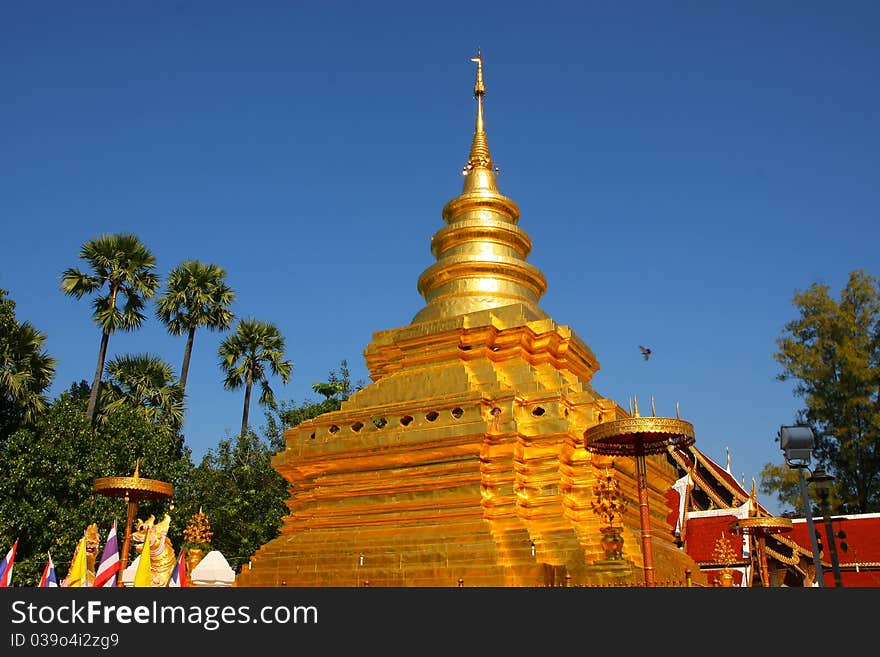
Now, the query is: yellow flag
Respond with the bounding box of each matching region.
[133,527,152,587]
[66,537,87,588]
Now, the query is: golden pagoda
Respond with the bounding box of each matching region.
[236,51,704,587]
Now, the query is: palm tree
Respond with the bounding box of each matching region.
[103,353,184,432]
[0,288,56,431]
[218,318,292,437]
[60,233,159,423]
[155,260,236,396]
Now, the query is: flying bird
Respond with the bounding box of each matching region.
[639,345,651,361]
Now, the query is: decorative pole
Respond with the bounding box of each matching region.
[583,398,695,587]
[730,516,792,587]
[728,482,793,587]
[93,461,174,587]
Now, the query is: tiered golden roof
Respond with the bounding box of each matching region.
[412,49,548,324]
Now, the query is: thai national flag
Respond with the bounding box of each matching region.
[168,547,187,588]
[0,539,18,587]
[93,521,120,588]
[39,553,58,587]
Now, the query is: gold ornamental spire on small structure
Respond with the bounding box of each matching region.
[183,507,213,575]
[591,467,629,562]
[712,531,739,587]
[591,467,628,528]
[183,507,213,547]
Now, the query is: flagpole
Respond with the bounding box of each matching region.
[0,539,19,587]
[118,493,138,587]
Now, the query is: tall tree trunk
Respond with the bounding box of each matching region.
[87,329,111,423]
[180,326,196,395]
[241,377,252,437]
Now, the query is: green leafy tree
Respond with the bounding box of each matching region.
[263,360,362,451]
[103,353,184,433]
[771,269,880,513]
[0,388,192,586]
[155,260,236,396]
[219,318,292,438]
[0,288,56,437]
[758,463,807,516]
[60,234,160,423]
[173,430,289,574]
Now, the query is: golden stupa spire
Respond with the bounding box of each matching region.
[463,49,493,180]
[411,50,548,324]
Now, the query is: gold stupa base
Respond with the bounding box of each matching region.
[236,306,705,588]
[583,559,637,585]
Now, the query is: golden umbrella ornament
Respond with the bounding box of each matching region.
[93,462,174,587]
[583,400,695,587]
[729,516,793,587]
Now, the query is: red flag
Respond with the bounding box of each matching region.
[38,553,58,588]
[93,521,120,588]
[0,539,19,587]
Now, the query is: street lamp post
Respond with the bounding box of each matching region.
[807,467,843,588]
[778,426,825,587]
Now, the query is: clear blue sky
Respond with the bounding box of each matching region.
[3,2,878,515]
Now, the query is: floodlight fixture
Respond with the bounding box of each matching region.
[779,425,814,467]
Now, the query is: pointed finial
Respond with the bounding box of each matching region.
[133,459,140,478]
[675,401,680,419]
[470,48,485,98]
[462,48,494,180]
[633,395,640,418]
[651,396,656,416]
[726,447,731,473]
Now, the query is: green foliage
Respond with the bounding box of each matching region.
[263,360,363,451]
[1,234,311,585]
[758,461,847,519]
[4,223,365,585]
[0,288,56,437]
[770,269,880,513]
[219,318,292,437]
[60,233,160,422]
[103,353,184,433]
[0,393,192,587]
[758,463,807,516]
[173,430,289,574]
[155,260,236,394]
